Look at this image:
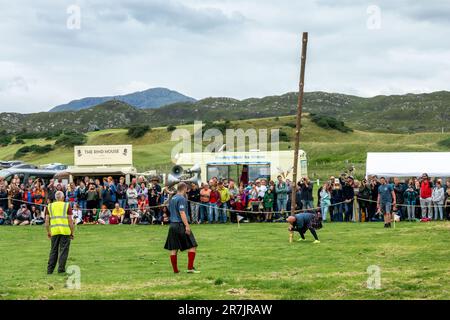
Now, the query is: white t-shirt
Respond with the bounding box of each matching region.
[257,185,267,198]
[73,209,83,224]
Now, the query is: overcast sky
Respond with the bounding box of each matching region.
[1,0,449,113]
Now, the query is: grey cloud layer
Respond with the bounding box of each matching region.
[0,0,449,113]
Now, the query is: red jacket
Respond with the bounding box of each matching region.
[420,180,432,199]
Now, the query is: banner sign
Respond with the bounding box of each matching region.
[74,145,133,166]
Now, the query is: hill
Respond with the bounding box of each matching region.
[49,87,196,112]
[1,115,449,180]
[2,91,450,134]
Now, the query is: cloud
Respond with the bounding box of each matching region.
[0,0,449,112]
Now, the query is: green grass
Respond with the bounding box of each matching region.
[0,222,449,300]
[1,115,449,179]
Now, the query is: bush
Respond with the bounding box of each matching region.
[0,134,12,146]
[310,114,353,133]
[55,133,87,147]
[15,144,53,158]
[167,125,177,132]
[127,125,150,138]
[437,137,450,148]
[13,139,25,144]
[201,121,233,135]
[16,130,62,140]
[279,130,290,142]
[285,122,297,128]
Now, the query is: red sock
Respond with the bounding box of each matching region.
[188,251,196,270]
[170,255,179,273]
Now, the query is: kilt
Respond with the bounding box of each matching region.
[164,222,198,251]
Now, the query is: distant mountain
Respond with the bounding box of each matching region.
[49,87,196,112]
[2,91,449,134]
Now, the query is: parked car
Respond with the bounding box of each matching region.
[0,160,24,168]
[0,168,59,185]
[42,163,68,171]
[11,163,39,169]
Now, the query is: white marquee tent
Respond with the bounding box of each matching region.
[366,152,450,178]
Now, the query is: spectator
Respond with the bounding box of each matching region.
[199,183,211,223]
[148,188,159,221]
[404,182,418,221]
[445,187,450,220]
[72,203,83,225]
[432,181,445,221]
[116,177,128,210]
[0,184,8,211]
[188,183,200,224]
[343,177,355,222]
[320,182,331,222]
[275,176,288,218]
[86,183,99,213]
[369,176,381,222]
[331,181,344,222]
[138,182,148,200]
[0,207,5,225]
[209,185,220,223]
[300,177,314,209]
[112,202,125,224]
[137,194,152,224]
[217,181,230,223]
[263,187,274,222]
[358,179,371,222]
[14,204,31,225]
[419,173,433,219]
[393,178,406,219]
[98,205,112,225]
[126,184,139,210]
[5,203,16,225]
[66,183,76,208]
[30,205,44,225]
[75,182,88,211]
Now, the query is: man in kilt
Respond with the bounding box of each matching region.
[164,182,200,274]
[287,212,321,243]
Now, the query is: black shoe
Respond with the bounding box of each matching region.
[384,224,387,228]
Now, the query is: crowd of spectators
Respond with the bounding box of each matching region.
[0,172,449,226]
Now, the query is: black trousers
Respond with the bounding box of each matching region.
[47,235,71,274]
[297,226,319,241]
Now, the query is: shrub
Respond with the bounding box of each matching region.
[278,130,290,142]
[201,121,233,135]
[310,114,353,133]
[437,137,450,148]
[285,122,297,128]
[13,139,25,144]
[16,130,62,140]
[0,134,12,146]
[167,125,177,132]
[55,133,87,147]
[15,144,53,158]
[127,125,151,138]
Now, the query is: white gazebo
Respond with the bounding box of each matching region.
[366,152,450,178]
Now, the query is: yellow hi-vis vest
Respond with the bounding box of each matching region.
[48,201,71,236]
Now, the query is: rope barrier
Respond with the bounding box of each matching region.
[1,196,447,215]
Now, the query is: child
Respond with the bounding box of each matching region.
[72,203,83,225]
[263,188,274,222]
[403,183,418,221]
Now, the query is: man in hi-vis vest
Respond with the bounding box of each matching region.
[45,191,75,274]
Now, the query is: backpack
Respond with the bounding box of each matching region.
[109,215,119,225]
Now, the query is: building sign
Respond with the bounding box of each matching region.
[74,145,132,166]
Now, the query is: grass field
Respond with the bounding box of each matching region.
[0,222,449,300]
[1,115,449,180]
